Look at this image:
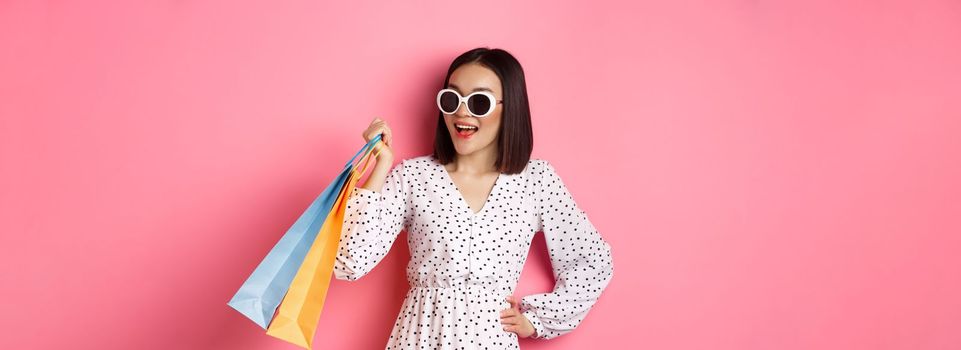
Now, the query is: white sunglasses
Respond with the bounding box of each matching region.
[436,88,503,117]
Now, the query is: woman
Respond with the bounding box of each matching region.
[334,47,614,349]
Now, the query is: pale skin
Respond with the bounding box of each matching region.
[359,63,537,339]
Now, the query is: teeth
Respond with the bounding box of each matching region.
[455,124,478,131]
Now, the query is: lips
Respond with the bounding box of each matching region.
[454,122,478,130]
[454,122,478,138]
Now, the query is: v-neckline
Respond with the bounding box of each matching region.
[435,158,502,217]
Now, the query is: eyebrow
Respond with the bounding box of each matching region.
[448,83,493,93]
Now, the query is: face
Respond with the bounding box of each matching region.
[442,63,503,157]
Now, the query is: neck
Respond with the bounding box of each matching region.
[450,143,498,174]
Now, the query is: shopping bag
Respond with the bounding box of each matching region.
[228,133,383,328]
[265,139,381,349]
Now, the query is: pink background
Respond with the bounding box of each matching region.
[2,1,960,349]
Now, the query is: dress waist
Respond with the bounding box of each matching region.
[405,281,511,311]
[408,277,510,296]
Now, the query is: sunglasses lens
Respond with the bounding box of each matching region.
[439,91,460,114]
[467,94,492,116]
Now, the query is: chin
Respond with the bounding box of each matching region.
[452,142,475,156]
[453,141,494,157]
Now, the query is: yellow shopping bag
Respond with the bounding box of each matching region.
[265,144,381,349]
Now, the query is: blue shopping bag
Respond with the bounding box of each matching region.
[228,134,383,328]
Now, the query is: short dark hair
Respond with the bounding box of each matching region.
[432,47,533,175]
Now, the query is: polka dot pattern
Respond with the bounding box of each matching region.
[334,155,614,348]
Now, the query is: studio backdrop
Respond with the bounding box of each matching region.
[1,1,959,349]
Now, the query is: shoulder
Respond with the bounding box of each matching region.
[399,155,437,170]
[395,155,554,176]
[526,158,555,177]
[388,155,438,177]
[404,154,436,164]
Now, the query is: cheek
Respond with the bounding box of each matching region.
[486,122,500,135]
[483,116,502,134]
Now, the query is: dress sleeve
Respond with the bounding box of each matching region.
[334,159,410,281]
[520,160,615,339]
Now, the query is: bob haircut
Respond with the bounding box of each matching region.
[432,47,533,175]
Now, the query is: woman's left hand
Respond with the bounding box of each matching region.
[500,296,536,338]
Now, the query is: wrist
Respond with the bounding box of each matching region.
[521,309,545,339]
[375,156,394,169]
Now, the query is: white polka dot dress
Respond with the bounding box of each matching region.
[334,155,614,349]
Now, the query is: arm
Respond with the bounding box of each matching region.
[520,160,615,339]
[334,158,410,281]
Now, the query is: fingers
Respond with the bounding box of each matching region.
[501,295,523,333]
[500,306,519,320]
[501,313,520,334]
[365,117,392,147]
[500,295,521,325]
[366,118,384,142]
[501,296,521,316]
[383,126,392,147]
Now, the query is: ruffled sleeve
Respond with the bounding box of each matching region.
[334,160,410,281]
[520,160,615,339]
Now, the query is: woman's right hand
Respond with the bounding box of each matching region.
[363,117,394,164]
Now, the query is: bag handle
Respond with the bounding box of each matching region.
[352,142,381,178]
[344,133,383,169]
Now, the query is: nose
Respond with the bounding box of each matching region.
[454,101,472,118]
